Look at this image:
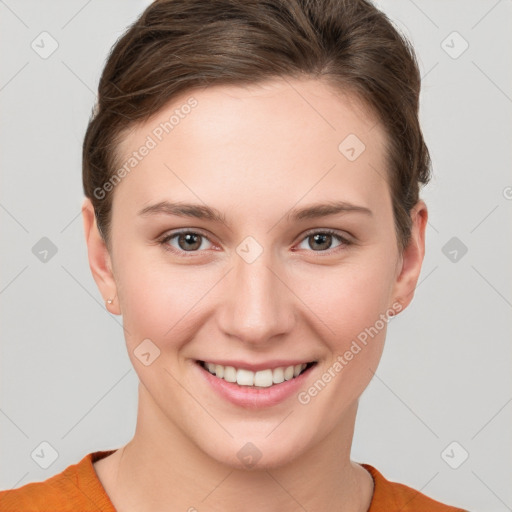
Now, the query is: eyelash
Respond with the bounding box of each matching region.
[158,228,352,257]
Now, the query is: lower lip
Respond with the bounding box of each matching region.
[195,361,315,409]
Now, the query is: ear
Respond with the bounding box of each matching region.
[390,199,428,313]
[81,197,121,315]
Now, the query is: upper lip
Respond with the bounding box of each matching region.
[197,359,316,372]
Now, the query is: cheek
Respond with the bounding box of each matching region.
[115,252,217,350]
[291,259,394,396]
[292,256,395,341]
[116,240,396,358]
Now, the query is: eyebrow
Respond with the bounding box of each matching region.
[287,200,373,221]
[138,200,373,224]
[138,201,227,223]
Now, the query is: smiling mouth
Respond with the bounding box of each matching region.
[197,360,317,388]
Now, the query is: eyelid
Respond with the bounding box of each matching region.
[300,227,352,243]
[158,228,216,254]
[294,228,352,254]
[158,227,352,256]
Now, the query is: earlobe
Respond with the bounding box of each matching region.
[81,198,121,315]
[390,200,428,313]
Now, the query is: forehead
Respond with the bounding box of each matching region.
[112,77,390,220]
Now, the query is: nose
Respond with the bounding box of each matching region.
[216,249,296,347]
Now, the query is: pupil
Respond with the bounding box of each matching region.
[312,233,331,250]
[176,233,332,252]
[179,233,200,251]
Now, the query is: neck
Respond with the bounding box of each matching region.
[99,383,373,512]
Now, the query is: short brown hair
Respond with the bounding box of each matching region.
[82,0,431,252]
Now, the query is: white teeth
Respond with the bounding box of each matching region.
[224,366,237,383]
[254,369,273,387]
[202,361,309,387]
[215,364,224,379]
[284,366,294,381]
[272,367,284,384]
[236,368,254,386]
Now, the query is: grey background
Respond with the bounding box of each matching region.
[1,1,511,511]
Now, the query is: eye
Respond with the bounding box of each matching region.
[296,229,352,253]
[159,230,214,255]
[158,228,352,257]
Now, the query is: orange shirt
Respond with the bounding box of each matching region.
[0,450,468,511]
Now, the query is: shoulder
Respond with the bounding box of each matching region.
[0,451,116,512]
[363,464,469,512]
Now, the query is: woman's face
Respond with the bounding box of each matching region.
[84,77,426,469]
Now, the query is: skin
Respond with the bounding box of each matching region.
[82,77,427,512]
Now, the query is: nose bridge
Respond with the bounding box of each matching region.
[217,245,294,344]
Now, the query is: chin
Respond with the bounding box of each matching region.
[199,430,313,471]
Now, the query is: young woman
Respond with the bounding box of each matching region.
[0,0,468,510]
